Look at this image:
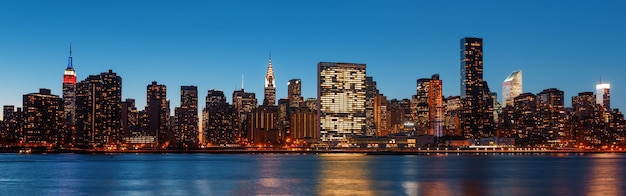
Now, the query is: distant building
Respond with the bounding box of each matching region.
[460,37,494,139]
[203,90,237,145]
[502,70,522,108]
[318,62,367,142]
[232,88,257,143]
[288,79,303,108]
[2,105,21,144]
[75,70,122,147]
[62,43,77,145]
[428,74,443,137]
[365,76,379,136]
[373,94,390,136]
[248,106,279,145]
[173,86,198,148]
[596,81,610,111]
[22,89,63,145]
[263,56,276,106]
[146,81,169,146]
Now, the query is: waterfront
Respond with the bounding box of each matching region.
[0,153,624,195]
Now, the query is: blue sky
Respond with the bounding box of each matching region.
[1,1,625,119]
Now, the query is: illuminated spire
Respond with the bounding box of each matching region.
[67,42,73,69]
[265,53,274,88]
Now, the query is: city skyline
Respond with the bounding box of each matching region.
[1,1,626,119]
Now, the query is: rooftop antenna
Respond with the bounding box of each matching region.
[241,73,244,90]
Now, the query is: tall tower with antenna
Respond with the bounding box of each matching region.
[63,43,77,144]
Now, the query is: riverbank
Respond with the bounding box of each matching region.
[3,146,625,155]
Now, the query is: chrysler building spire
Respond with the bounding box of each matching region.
[263,53,276,106]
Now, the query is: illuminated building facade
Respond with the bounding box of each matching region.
[263,56,276,106]
[288,79,303,108]
[62,44,77,144]
[174,86,198,148]
[373,94,390,136]
[318,62,367,142]
[146,81,169,145]
[2,105,21,144]
[596,81,610,111]
[75,70,122,147]
[365,76,379,136]
[502,70,522,108]
[203,89,237,145]
[248,106,279,144]
[536,88,565,142]
[290,107,317,140]
[428,74,443,137]
[460,37,494,139]
[22,89,63,144]
[415,78,430,133]
[443,96,462,136]
[232,89,257,143]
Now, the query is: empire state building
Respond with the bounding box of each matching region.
[63,43,77,143]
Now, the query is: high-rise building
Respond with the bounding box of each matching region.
[63,44,77,145]
[428,74,443,137]
[22,89,63,145]
[174,86,198,148]
[121,98,138,139]
[502,70,522,108]
[75,70,122,147]
[264,56,276,106]
[290,107,317,141]
[318,62,367,142]
[415,78,430,133]
[373,94,390,136]
[537,88,565,142]
[288,79,303,108]
[233,88,257,143]
[596,81,610,111]
[203,89,237,145]
[248,105,279,144]
[460,37,493,139]
[146,81,169,146]
[443,96,462,136]
[365,76,379,136]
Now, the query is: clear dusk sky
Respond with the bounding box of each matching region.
[1,1,625,120]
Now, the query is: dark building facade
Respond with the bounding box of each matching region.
[75,70,122,147]
[22,89,63,145]
[203,90,237,145]
[460,37,494,139]
[146,81,169,146]
[174,86,199,148]
[232,89,257,143]
[288,79,303,108]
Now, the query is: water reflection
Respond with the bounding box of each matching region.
[586,154,622,195]
[317,154,376,195]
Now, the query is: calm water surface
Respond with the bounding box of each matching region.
[0,153,624,195]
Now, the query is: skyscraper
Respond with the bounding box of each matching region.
[146,81,169,146]
[415,78,430,133]
[22,89,63,145]
[63,43,77,144]
[318,62,367,142]
[174,86,198,148]
[460,37,493,139]
[596,81,610,110]
[203,89,237,145]
[365,76,379,136]
[75,70,122,147]
[502,70,522,108]
[428,74,443,137]
[232,88,257,143]
[287,79,303,108]
[264,56,276,106]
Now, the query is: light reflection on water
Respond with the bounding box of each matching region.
[0,153,625,195]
